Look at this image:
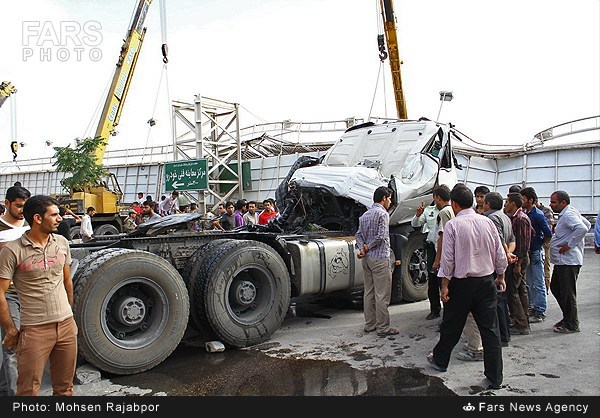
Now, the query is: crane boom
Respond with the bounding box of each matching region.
[379,0,407,119]
[0,81,17,111]
[93,0,153,163]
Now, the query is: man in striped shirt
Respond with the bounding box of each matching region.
[427,184,507,390]
[355,186,399,337]
[504,193,533,335]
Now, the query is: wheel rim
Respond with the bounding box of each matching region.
[70,227,82,241]
[226,265,275,325]
[408,247,428,287]
[100,277,169,349]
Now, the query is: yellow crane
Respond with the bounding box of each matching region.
[1,82,18,160]
[59,0,165,237]
[378,0,407,119]
[93,0,154,163]
[0,81,17,110]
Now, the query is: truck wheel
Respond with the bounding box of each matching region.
[94,224,120,236]
[399,233,429,302]
[72,248,122,286]
[70,225,82,241]
[182,239,233,333]
[73,248,189,375]
[194,240,291,348]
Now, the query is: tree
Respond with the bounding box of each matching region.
[53,136,108,193]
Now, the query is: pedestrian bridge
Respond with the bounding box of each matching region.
[1,116,598,217]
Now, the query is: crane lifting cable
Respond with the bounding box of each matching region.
[141,0,170,163]
[377,0,407,120]
[369,1,388,119]
[160,0,168,63]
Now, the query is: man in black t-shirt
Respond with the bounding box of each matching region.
[57,206,80,241]
[213,201,236,231]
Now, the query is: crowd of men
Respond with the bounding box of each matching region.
[123,191,280,234]
[0,180,596,396]
[359,182,594,391]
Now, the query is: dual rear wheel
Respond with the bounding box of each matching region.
[73,240,291,375]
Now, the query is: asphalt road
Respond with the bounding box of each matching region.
[45,248,599,397]
[265,248,600,397]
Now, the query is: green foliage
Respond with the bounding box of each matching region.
[52,136,108,193]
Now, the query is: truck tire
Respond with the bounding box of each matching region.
[69,225,82,241]
[182,239,233,332]
[94,224,120,236]
[72,248,122,286]
[193,239,291,348]
[399,233,429,302]
[73,248,189,375]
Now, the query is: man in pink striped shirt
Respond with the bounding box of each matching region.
[427,184,508,390]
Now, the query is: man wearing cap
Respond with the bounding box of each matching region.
[123,210,138,233]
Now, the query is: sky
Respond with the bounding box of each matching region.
[1,0,599,162]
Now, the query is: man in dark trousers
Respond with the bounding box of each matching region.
[411,194,439,320]
[504,193,533,336]
[427,184,507,390]
[549,190,591,334]
[355,186,399,337]
[459,191,516,361]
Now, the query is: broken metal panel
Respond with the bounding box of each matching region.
[291,165,387,209]
[322,121,438,180]
[389,151,445,225]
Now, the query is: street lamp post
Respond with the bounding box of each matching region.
[436,91,453,121]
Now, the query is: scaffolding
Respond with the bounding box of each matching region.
[171,95,242,214]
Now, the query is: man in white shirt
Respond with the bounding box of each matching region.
[80,206,95,242]
[159,191,179,216]
[411,194,439,320]
[0,185,31,396]
[548,190,591,334]
[243,201,260,225]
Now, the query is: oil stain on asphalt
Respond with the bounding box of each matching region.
[108,344,455,396]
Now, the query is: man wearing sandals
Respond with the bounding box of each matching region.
[548,191,590,334]
[356,186,399,337]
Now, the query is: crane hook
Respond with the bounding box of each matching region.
[377,34,387,62]
[10,141,18,161]
[161,44,169,64]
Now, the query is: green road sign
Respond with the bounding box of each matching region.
[164,159,208,191]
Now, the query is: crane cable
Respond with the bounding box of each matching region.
[82,72,114,140]
[141,0,170,164]
[369,0,388,120]
[367,61,384,121]
[141,63,169,162]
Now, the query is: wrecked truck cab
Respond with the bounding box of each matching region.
[271,119,462,304]
[276,119,460,234]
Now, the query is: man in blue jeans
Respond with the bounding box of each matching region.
[520,187,553,323]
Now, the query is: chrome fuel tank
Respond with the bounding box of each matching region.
[286,236,365,296]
